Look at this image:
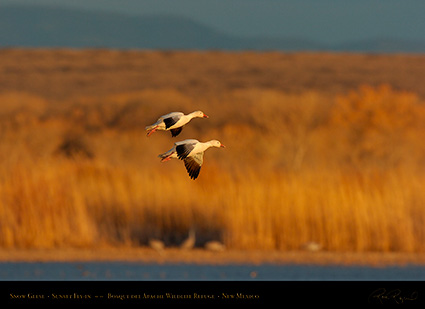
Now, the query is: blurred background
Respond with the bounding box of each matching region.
[0,1,424,254]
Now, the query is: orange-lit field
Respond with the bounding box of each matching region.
[0,50,425,259]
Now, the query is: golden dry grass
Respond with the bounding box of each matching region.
[0,50,425,253]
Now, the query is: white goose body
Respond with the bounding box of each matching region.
[145,111,208,137]
[158,139,225,179]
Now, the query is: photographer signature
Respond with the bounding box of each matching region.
[368,288,418,304]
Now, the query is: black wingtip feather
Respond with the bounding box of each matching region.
[170,127,183,137]
[189,168,200,180]
[176,144,192,160]
[184,158,201,180]
[164,117,178,129]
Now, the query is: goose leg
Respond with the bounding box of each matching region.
[160,152,175,162]
[146,126,158,137]
[161,156,172,162]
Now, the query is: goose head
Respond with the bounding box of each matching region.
[209,140,225,148]
[191,110,209,118]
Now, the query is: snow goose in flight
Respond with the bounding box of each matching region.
[145,111,208,137]
[158,139,225,179]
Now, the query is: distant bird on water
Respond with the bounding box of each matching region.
[145,111,208,137]
[204,240,225,252]
[180,228,196,250]
[158,139,225,180]
[148,238,165,253]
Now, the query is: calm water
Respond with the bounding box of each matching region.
[1,262,425,280]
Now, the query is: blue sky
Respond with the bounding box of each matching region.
[1,0,424,44]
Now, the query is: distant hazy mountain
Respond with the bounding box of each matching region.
[0,5,423,52]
